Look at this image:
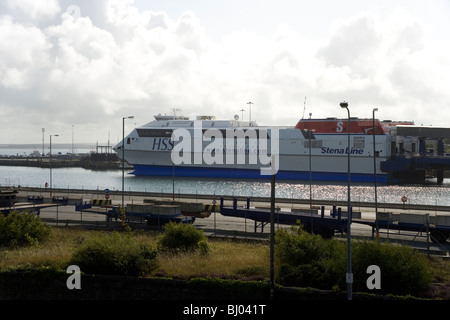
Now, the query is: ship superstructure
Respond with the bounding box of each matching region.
[114,114,414,183]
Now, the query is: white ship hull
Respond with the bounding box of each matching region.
[114,115,394,183]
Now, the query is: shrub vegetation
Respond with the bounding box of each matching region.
[0,211,51,247]
[158,222,209,254]
[0,214,439,297]
[69,231,158,276]
[275,226,433,296]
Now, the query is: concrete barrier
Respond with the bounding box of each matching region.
[126,203,153,213]
[339,211,362,219]
[291,208,319,215]
[430,214,450,226]
[377,212,394,221]
[399,213,427,224]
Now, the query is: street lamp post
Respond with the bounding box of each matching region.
[172,161,175,201]
[49,134,59,197]
[340,101,352,300]
[42,128,45,156]
[306,129,316,209]
[122,116,134,211]
[372,108,379,238]
[305,129,315,233]
[247,102,253,125]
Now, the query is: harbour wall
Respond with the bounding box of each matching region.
[0,156,121,169]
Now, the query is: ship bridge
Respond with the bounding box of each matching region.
[381,125,450,184]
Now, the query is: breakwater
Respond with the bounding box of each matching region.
[0,155,121,170]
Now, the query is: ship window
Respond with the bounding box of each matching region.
[304,140,322,148]
[127,138,131,144]
[136,129,173,137]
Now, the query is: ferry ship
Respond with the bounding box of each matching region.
[114,113,438,183]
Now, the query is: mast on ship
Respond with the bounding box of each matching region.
[154,108,189,121]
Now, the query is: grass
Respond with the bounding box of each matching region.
[0,227,448,298]
[157,239,269,279]
[0,228,270,280]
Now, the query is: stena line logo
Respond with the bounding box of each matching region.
[321,147,364,155]
[170,121,279,175]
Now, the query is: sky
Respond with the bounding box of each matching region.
[1,0,450,145]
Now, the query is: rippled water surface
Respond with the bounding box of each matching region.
[1,166,449,206]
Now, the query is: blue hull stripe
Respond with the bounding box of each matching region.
[131,165,388,183]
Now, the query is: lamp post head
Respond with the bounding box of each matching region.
[373,108,378,112]
[340,101,348,109]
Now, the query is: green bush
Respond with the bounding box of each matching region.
[70,232,158,276]
[352,239,432,295]
[275,226,432,296]
[275,226,346,289]
[0,211,51,247]
[158,222,209,253]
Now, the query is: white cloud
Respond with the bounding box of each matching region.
[311,7,450,122]
[0,1,449,145]
[6,0,61,20]
[0,16,51,89]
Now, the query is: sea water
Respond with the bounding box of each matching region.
[1,165,449,206]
